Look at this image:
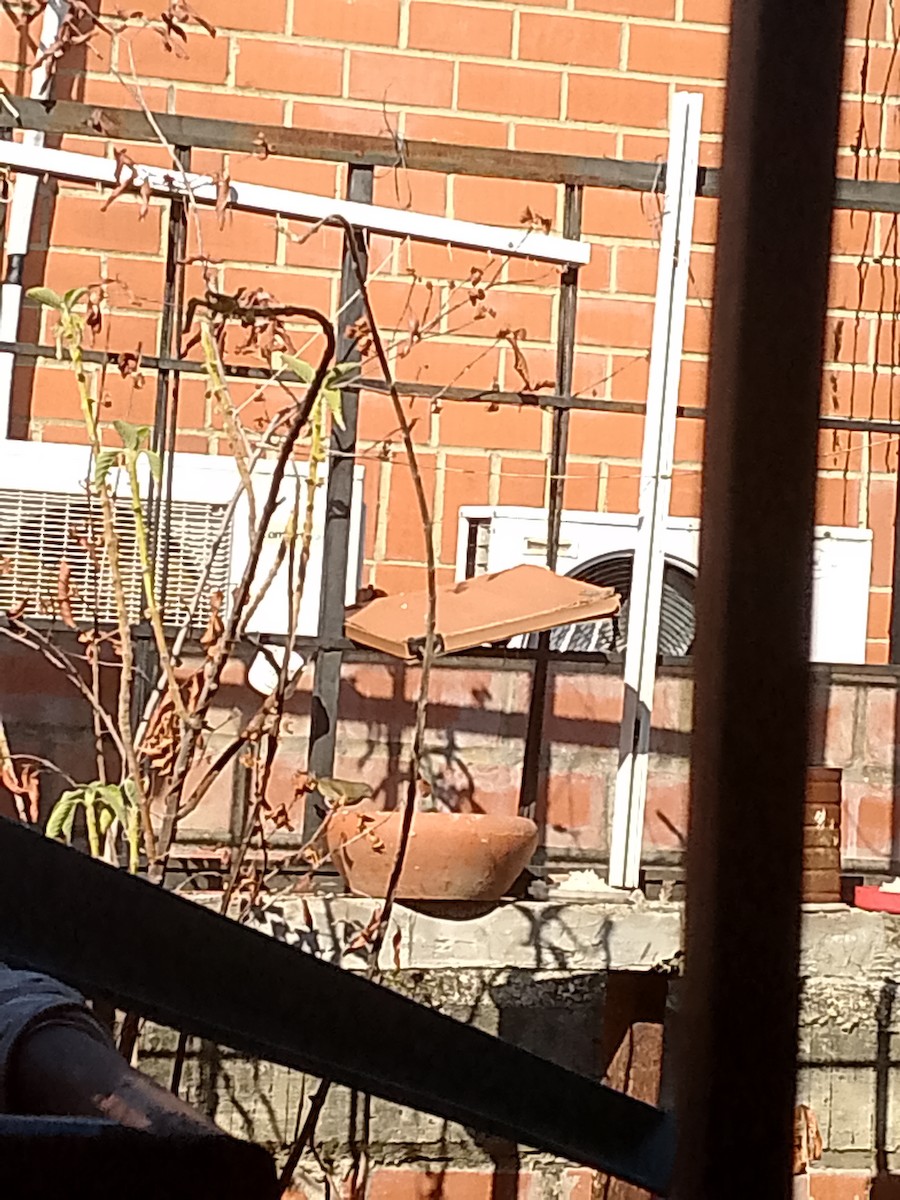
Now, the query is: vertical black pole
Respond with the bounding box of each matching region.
[518,184,582,819]
[889,481,900,661]
[132,145,190,727]
[677,5,846,1200]
[306,165,374,835]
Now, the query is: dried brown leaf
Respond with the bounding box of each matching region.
[56,558,76,629]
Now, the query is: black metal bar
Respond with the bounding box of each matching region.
[891,479,900,661]
[677,4,846,1200]
[132,145,190,727]
[306,165,374,828]
[0,819,675,1192]
[518,185,583,820]
[3,98,900,213]
[7,334,900,434]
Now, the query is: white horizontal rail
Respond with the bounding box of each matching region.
[0,140,589,266]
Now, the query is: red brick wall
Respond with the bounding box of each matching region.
[2,0,900,658]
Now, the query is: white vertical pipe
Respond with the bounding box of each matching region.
[0,0,69,440]
[607,92,703,891]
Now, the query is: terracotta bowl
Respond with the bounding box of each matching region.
[325,806,539,901]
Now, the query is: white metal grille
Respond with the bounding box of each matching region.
[0,489,232,626]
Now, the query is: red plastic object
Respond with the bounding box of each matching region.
[854,885,900,913]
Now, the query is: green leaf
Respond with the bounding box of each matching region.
[112,420,148,452]
[145,450,162,484]
[98,805,115,837]
[279,353,315,384]
[122,779,138,807]
[26,286,64,311]
[325,362,357,388]
[96,784,127,827]
[94,448,119,487]
[63,287,88,309]
[322,387,345,430]
[45,790,83,842]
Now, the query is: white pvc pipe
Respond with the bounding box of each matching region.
[0,138,590,268]
[607,92,703,892]
[0,0,69,440]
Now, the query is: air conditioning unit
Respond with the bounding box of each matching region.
[0,442,364,636]
[457,506,873,664]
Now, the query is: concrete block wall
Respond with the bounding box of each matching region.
[2,1,900,659]
[9,629,900,868]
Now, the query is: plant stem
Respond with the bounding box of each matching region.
[67,332,157,863]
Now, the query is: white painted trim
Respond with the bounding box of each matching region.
[0,141,590,267]
[607,93,704,891]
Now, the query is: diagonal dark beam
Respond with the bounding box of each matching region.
[0,819,674,1194]
[677,3,847,1199]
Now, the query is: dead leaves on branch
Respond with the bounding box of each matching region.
[14,2,218,89]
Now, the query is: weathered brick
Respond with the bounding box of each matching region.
[439,400,544,452]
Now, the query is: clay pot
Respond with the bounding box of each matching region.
[803,768,842,903]
[326,805,539,901]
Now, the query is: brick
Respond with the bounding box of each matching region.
[373,168,447,215]
[674,414,704,462]
[567,73,669,129]
[678,357,708,408]
[453,175,558,229]
[171,88,285,124]
[816,476,860,524]
[21,251,104,298]
[563,461,600,508]
[671,468,702,517]
[383,453,437,560]
[439,400,543,452]
[867,478,896,588]
[373,562,456,592]
[103,257,165,312]
[118,26,229,84]
[408,3,513,57]
[583,187,658,240]
[513,123,617,159]
[348,50,454,107]
[846,0,889,41]
[290,99,402,137]
[577,297,654,349]
[544,771,598,833]
[570,409,644,457]
[863,685,899,770]
[357,390,431,445]
[518,13,621,71]
[400,337,502,390]
[809,1174,872,1200]
[609,352,651,401]
[284,221,344,271]
[628,22,727,78]
[577,0,674,15]
[95,371,157,425]
[867,640,890,664]
[185,208,278,265]
[197,0,287,32]
[644,778,689,850]
[235,38,342,94]
[404,111,508,148]
[51,194,163,256]
[579,242,613,293]
[498,456,546,505]
[441,454,491,561]
[681,0,731,22]
[616,244,659,295]
[868,588,892,640]
[293,0,401,45]
[457,63,562,120]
